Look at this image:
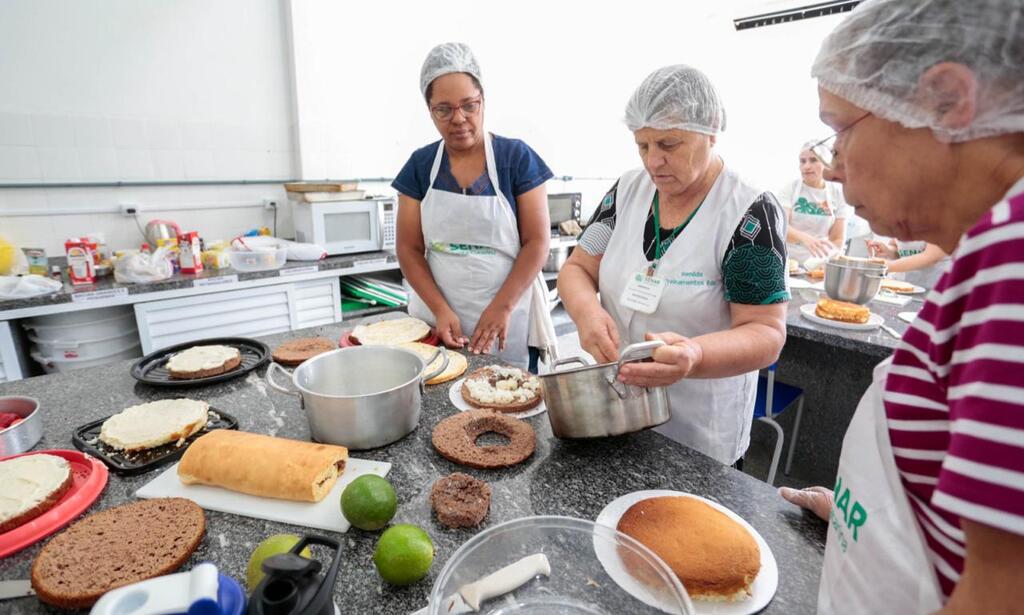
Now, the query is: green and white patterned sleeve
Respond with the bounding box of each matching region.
[721,193,790,305]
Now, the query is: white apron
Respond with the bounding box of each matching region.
[599,167,761,465]
[888,239,947,289]
[786,182,838,264]
[817,357,943,613]
[406,135,533,368]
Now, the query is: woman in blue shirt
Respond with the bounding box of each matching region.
[393,43,553,368]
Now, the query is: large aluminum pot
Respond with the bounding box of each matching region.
[824,256,887,305]
[540,341,671,439]
[266,345,448,449]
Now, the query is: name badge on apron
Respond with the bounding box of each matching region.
[620,269,665,314]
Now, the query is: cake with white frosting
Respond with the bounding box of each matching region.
[166,345,241,379]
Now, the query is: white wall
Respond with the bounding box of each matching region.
[0,0,849,254]
[291,1,846,219]
[0,0,297,254]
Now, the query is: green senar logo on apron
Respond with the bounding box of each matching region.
[793,197,829,216]
[831,475,868,552]
[430,242,496,256]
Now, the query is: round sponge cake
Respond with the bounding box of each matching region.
[616,496,760,601]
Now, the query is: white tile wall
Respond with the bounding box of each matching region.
[0,114,34,146]
[31,115,76,148]
[110,118,148,149]
[37,147,81,180]
[78,148,119,178]
[0,147,40,179]
[0,184,292,255]
[74,117,113,148]
[115,149,154,179]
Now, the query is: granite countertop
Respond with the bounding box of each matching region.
[0,251,398,314]
[0,323,826,614]
[784,284,925,359]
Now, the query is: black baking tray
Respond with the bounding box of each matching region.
[130,337,270,387]
[71,405,238,475]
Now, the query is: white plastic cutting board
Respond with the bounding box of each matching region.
[136,458,391,533]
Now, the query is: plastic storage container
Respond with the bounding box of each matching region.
[227,246,287,272]
[23,306,142,373]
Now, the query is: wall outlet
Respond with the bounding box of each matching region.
[120,203,139,217]
[263,198,278,210]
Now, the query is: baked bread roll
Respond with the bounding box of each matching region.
[177,430,348,502]
[617,496,760,602]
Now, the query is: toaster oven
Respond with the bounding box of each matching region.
[547,193,582,228]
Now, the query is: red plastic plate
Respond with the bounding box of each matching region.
[338,328,441,348]
[0,449,109,558]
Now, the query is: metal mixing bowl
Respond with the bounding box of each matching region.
[825,258,887,304]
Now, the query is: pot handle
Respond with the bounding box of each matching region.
[608,340,666,398]
[421,346,451,383]
[551,356,591,372]
[266,362,301,397]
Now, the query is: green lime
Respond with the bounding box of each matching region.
[372,524,434,586]
[246,534,312,590]
[341,475,397,531]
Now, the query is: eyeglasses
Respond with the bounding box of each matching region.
[430,98,482,121]
[809,111,872,161]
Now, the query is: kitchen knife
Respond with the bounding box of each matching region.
[0,579,34,600]
[410,553,551,615]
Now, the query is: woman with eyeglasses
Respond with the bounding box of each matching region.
[776,0,1024,612]
[777,141,853,265]
[558,65,789,465]
[393,43,553,368]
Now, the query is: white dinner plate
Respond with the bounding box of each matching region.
[799,302,883,331]
[595,490,778,615]
[447,377,547,419]
[898,311,919,324]
[787,277,823,290]
[880,281,927,295]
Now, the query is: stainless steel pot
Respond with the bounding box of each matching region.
[540,341,670,439]
[266,345,448,450]
[0,396,42,456]
[824,257,887,304]
[543,246,570,273]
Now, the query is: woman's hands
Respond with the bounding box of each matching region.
[779,486,834,521]
[576,305,621,364]
[617,332,704,387]
[435,306,468,349]
[469,301,512,354]
[865,238,898,259]
[798,231,837,258]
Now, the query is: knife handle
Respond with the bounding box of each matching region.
[460,553,551,611]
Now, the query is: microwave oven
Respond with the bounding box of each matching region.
[292,198,396,255]
[548,193,581,227]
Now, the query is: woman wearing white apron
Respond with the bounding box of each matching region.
[776,142,853,265]
[865,237,949,289]
[779,1,1024,610]
[559,65,788,465]
[393,43,554,368]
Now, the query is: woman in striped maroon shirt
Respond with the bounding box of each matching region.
[777,0,1024,612]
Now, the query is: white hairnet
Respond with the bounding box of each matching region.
[812,0,1024,143]
[419,42,482,98]
[801,140,832,165]
[624,65,726,135]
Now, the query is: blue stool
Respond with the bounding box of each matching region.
[753,364,806,485]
